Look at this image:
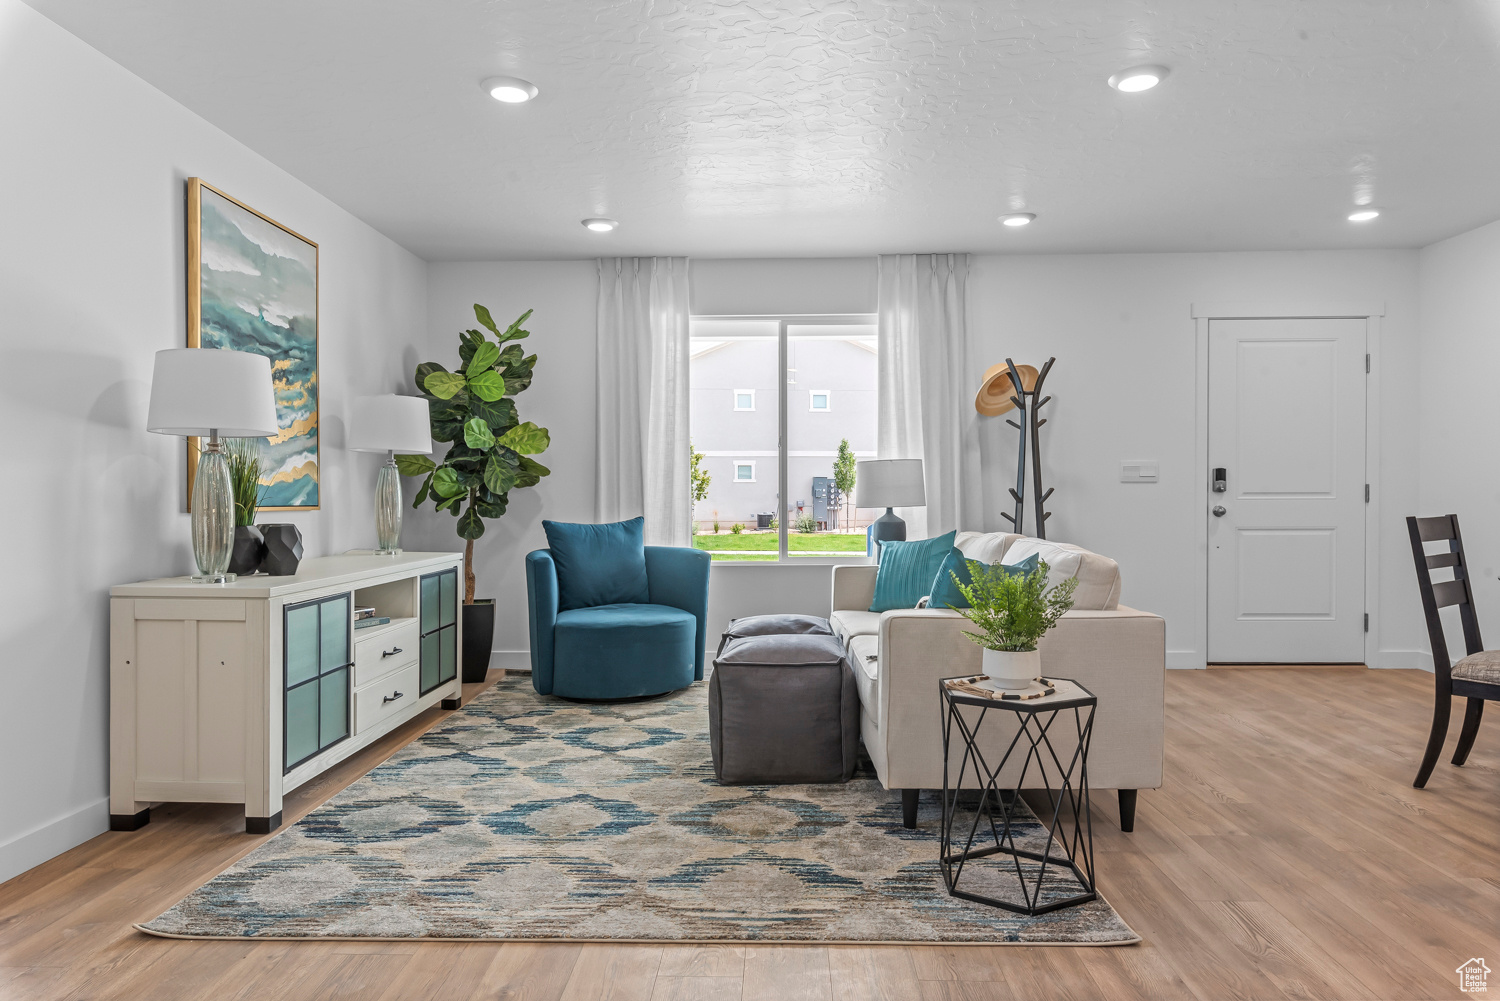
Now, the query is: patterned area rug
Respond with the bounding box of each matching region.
[140,678,1138,944]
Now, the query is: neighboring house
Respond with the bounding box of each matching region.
[690,330,877,529]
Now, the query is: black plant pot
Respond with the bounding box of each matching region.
[462,600,496,683]
[229,526,266,576]
[259,523,304,576]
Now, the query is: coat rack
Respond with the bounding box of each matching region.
[974,357,1056,539]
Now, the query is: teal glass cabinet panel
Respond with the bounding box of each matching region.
[285,604,319,687]
[439,625,457,684]
[421,574,440,633]
[285,682,319,767]
[320,596,349,671]
[420,630,440,693]
[284,592,354,771]
[319,670,349,749]
[440,572,457,626]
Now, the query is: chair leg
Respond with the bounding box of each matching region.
[901,789,919,829]
[1414,695,1452,788]
[1452,698,1485,766]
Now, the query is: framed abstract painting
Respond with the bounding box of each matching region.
[186,178,320,510]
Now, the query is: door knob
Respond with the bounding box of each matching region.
[1212,505,1227,517]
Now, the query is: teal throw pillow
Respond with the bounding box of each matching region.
[869,531,957,612]
[542,516,651,611]
[929,550,1042,610]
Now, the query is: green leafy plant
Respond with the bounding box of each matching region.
[769,516,779,530]
[730,523,744,535]
[398,304,552,603]
[953,559,1078,652]
[712,520,721,534]
[796,513,818,534]
[833,438,856,532]
[225,438,264,528]
[690,441,711,510]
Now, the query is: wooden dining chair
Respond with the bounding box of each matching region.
[1407,515,1500,788]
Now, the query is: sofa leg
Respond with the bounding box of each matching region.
[901,789,919,829]
[1118,789,1137,833]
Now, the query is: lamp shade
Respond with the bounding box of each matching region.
[856,458,926,508]
[346,395,432,454]
[146,348,278,437]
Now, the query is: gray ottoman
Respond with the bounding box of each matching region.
[708,621,860,785]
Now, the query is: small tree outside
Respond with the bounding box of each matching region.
[833,438,857,533]
[690,441,712,532]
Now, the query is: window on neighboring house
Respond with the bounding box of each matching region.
[689,314,878,562]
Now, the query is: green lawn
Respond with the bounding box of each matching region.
[694,532,867,556]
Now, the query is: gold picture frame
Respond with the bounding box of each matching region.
[186,178,320,511]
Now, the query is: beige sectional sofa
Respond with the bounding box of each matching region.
[830,531,1164,832]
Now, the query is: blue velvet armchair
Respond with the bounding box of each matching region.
[525,545,711,699]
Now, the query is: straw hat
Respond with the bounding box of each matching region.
[974,363,1040,416]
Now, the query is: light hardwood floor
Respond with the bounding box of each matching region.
[2,667,1497,1001]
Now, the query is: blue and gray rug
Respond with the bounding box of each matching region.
[139,678,1138,944]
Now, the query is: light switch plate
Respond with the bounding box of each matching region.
[1120,460,1159,483]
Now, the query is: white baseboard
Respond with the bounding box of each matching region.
[1370,649,1433,671]
[0,796,109,886]
[493,649,531,672]
[1166,650,1206,670]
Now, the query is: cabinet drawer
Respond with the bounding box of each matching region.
[354,620,419,687]
[355,661,421,735]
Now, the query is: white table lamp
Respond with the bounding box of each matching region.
[348,395,432,554]
[856,458,926,547]
[147,348,278,582]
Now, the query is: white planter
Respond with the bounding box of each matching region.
[983,648,1042,690]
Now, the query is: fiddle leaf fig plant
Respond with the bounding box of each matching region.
[398,305,552,603]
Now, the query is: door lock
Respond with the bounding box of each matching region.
[1212,467,1228,493]
[1212,505,1227,517]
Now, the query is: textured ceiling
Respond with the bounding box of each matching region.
[27,0,1500,259]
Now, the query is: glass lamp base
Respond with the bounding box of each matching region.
[190,572,238,584]
[373,548,402,557]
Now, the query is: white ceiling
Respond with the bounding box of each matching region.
[29,0,1500,260]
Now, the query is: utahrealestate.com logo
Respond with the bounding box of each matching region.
[1459,959,1491,993]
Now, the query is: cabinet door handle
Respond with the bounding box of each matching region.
[382,646,403,658]
[382,690,404,704]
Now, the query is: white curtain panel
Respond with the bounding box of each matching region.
[595,257,692,547]
[876,254,978,538]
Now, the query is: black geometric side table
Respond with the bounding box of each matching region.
[938,675,1098,915]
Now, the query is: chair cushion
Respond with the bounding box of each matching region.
[718,614,832,656]
[543,517,650,611]
[847,634,881,728]
[1001,538,1121,610]
[716,633,846,666]
[552,603,697,699]
[870,531,957,612]
[830,609,881,644]
[1454,650,1500,686]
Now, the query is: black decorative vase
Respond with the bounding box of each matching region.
[259,524,304,576]
[462,600,496,683]
[229,526,266,577]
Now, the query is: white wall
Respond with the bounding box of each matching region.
[0,0,428,883]
[967,250,1424,669]
[1417,218,1500,665]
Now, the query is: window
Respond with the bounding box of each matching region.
[689,315,877,561]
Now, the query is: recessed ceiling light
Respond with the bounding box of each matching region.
[1000,213,1035,227]
[1347,209,1380,222]
[1108,65,1169,93]
[481,76,538,103]
[582,218,618,232]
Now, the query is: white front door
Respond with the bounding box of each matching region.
[1207,318,1367,663]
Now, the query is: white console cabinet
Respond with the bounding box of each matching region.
[109,552,464,833]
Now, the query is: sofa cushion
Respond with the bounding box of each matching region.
[847,634,881,728]
[954,531,1020,565]
[542,517,650,611]
[870,531,957,611]
[1002,538,1121,610]
[830,609,881,644]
